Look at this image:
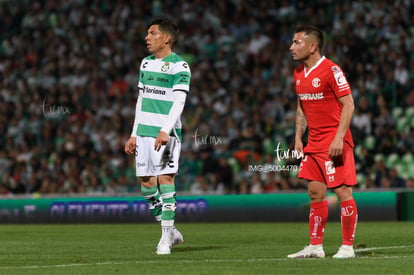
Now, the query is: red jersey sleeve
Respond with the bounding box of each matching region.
[328,65,352,98]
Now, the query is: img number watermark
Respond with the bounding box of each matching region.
[248,142,303,173]
[248,164,298,173]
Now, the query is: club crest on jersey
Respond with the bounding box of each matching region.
[296,79,300,86]
[312,78,321,88]
[161,62,170,72]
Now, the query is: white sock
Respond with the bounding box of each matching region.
[161,226,173,239]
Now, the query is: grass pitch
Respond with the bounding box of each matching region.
[0,222,413,274]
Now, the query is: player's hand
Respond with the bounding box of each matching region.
[328,137,343,159]
[294,139,304,157]
[124,137,137,155]
[154,131,169,151]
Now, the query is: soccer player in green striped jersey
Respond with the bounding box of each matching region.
[125,16,191,255]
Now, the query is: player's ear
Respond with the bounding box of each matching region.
[310,43,318,55]
[163,34,172,45]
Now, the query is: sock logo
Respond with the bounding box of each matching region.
[151,199,162,210]
[309,208,314,217]
[341,205,354,216]
[311,216,323,237]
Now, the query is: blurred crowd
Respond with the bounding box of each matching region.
[0,0,413,197]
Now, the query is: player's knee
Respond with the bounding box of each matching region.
[158,174,175,185]
[140,176,156,187]
[308,189,325,202]
[333,185,353,201]
[308,181,326,201]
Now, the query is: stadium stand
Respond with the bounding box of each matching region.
[0,0,412,196]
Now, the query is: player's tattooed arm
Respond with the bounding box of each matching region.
[295,99,307,139]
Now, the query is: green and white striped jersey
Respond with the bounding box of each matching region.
[132,53,191,141]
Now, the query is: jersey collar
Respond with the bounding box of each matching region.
[304,56,326,78]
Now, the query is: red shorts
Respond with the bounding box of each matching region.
[298,143,357,188]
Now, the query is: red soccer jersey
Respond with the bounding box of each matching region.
[294,57,354,153]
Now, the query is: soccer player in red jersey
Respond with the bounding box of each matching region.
[287,26,358,259]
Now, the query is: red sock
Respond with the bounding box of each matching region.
[340,199,358,245]
[309,200,328,245]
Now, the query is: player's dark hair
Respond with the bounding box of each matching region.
[148,16,179,47]
[295,25,324,53]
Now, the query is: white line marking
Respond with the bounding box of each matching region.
[355,245,414,252]
[358,256,414,259]
[1,245,413,270]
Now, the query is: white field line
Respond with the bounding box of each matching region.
[1,245,413,270]
[357,256,413,259]
[355,245,414,252]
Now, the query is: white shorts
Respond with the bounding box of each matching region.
[135,136,181,177]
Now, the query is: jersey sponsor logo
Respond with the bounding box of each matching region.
[161,62,170,72]
[312,78,321,88]
[143,61,148,68]
[178,77,189,84]
[177,73,190,84]
[147,75,169,83]
[143,86,166,95]
[157,77,169,83]
[333,71,348,87]
[182,62,188,69]
[325,160,336,175]
[298,92,324,100]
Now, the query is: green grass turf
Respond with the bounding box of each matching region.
[0,222,413,275]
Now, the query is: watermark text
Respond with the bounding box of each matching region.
[41,99,71,118]
[274,142,303,162]
[248,164,298,173]
[193,128,222,147]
